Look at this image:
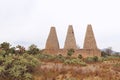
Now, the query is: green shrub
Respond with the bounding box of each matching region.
[93,56,98,62]
[85,57,94,63]
[28,44,40,54]
[64,58,86,66]
[67,49,75,57]
[98,57,105,62]
[0,53,40,80]
[55,54,65,62]
[103,56,120,61]
[64,59,72,64]
[78,54,82,59]
[85,56,99,63]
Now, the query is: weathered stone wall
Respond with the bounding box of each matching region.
[44,25,101,58]
[45,27,60,49]
[64,25,77,49]
[43,49,101,58]
[73,49,101,58]
[83,24,97,49]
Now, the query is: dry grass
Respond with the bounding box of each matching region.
[33,58,120,80]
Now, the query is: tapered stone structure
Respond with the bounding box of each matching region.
[83,24,97,49]
[64,25,77,49]
[45,27,59,49]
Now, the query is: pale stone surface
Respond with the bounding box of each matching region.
[45,27,59,49]
[64,25,77,49]
[83,24,97,49]
[44,25,101,57]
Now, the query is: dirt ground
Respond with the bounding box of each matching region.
[34,59,120,80]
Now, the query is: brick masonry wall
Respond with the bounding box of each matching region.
[83,24,97,49]
[64,25,77,49]
[45,27,60,49]
[43,49,101,58]
[44,25,101,58]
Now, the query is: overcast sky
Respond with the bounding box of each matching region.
[0,0,120,51]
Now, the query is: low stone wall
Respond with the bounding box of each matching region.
[73,49,101,58]
[43,49,101,58]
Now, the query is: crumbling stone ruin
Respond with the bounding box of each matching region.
[64,25,77,49]
[84,24,97,49]
[45,27,60,49]
[44,24,101,58]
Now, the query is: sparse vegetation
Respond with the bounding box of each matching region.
[0,42,40,80]
[67,49,75,57]
[28,44,40,55]
[0,42,120,80]
[64,58,86,66]
[84,56,99,63]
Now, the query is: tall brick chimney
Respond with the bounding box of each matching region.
[45,27,59,49]
[64,25,77,49]
[83,24,97,49]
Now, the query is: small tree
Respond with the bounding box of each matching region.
[67,49,75,57]
[0,42,10,50]
[9,47,16,54]
[16,45,26,54]
[0,42,11,54]
[28,44,39,54]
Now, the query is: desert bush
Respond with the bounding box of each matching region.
[84,57,94,63]
[28,44,40,54]
[55,54,65,62]
[34,53,45,59]
[85,56,99,63]
[93,56,98,62]
[67,49,75,57]
[98,57,105,62]
[104,56,120,61]
[64,58,86,66]
[16,45,26,54]
[78,54,82,59]
[35,53,57,62]
[0,42,10,53]
[0,52,40,80]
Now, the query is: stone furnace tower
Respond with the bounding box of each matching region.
[64,25,77,49]
[83,24,97,49]
[45,27,59,49]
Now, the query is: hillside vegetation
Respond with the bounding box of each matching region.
[0,42,120,80]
